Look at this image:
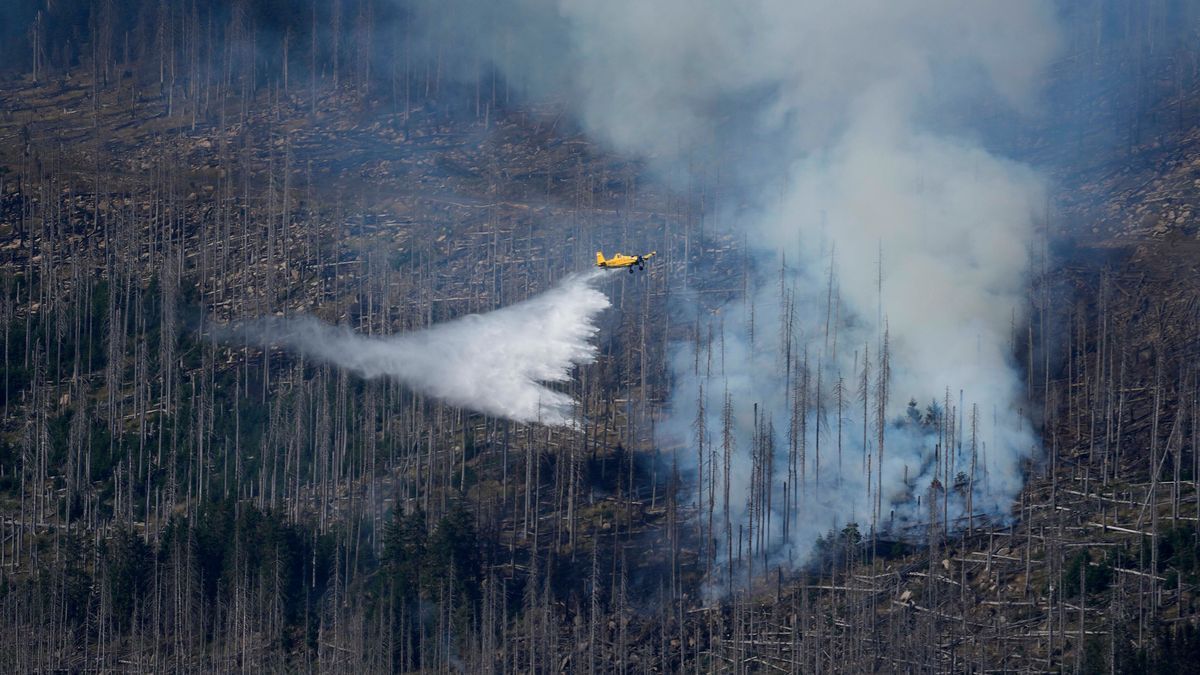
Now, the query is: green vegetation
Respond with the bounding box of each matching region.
[1061,548,1114,599]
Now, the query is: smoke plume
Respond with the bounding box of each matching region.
[404,0,1061,564]
[217,271,610,426]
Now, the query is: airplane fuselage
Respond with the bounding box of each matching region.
[596,250,656,272]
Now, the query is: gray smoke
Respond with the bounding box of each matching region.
[404,0,1060,563]
[217,271,610,425]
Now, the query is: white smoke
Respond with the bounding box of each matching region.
[662,104,1047,556]
[403,0,1060,564]
[218,271,610,425]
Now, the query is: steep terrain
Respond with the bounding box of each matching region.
[2,2,1200,672]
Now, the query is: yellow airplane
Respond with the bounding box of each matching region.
[596,250,656,273]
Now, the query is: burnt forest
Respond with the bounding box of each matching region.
[3,1,1200,672]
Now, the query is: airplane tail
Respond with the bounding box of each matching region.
[595,251,606,266]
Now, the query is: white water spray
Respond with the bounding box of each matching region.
[218,270,610,425]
